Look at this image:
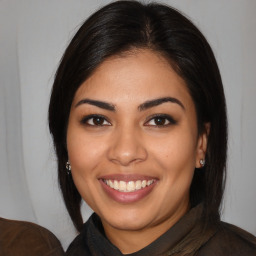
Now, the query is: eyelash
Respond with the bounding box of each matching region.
[80,114,177,127]
[145,114,177,127]
[80,114,111,126]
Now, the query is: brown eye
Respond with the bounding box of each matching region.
[91,117,105,125]
[145,114,177,127]
[154,117,168,126]
[81,115,111,126]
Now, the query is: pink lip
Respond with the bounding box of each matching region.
[99,175,158,204]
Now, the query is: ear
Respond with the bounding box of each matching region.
[195,123,210,168]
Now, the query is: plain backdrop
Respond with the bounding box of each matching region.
[0,0,255,250]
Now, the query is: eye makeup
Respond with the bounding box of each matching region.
[80,114,111,126]
[144,114,177,127]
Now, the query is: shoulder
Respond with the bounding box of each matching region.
[65,218,92,256]
[66,233,90,256]
[66,213,105,256]
[0,217,64,256]
[197,221,256,256]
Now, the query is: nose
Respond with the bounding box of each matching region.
[107,126,147,166]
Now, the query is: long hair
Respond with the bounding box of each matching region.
[48,0,227,232]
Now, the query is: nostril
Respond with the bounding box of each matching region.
[107,144,148,166]
[107,129,148,165]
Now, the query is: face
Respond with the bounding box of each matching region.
[67,49,207,241]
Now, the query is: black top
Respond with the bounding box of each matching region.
[66,205,256,256]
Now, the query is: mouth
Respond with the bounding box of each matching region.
[102,179,156,193]
[99,174,158,203]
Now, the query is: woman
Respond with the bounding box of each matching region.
[48,1,256,255]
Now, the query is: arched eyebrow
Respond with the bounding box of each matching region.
[75,99,115,111]
[138,97,185,111]
[75,97,184,112]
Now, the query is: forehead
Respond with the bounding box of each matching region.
[72,49,193,109]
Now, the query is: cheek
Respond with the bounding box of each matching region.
[67,127,107,176]
[149,129,197,175]
[66,129,107,208]
[152,134,196,204]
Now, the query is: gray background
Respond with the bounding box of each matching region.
[0,0,255,249]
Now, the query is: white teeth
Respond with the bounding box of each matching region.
[126,181,135,192]
[109,180,114,188]
[114,180,119,190]
[135,180,142,190]
[147,180,153,186]
[141,180,147,188]
[119,181,126,192]
[103,179,154,192]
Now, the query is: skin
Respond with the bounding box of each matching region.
[67,49,208,254]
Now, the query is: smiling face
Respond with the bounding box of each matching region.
[67,49,207,251]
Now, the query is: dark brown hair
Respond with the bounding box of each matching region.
[49,0,227,232]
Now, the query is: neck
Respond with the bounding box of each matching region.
[101,204,189,254]
[104,225,164,254]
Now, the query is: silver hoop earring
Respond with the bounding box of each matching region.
[199,159,205,168]
[65,161,71,174]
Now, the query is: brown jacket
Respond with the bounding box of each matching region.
[66,205,256,256]
[0,217,64,256]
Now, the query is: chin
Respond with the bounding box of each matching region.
[109,218,150,231]
[101,210,154,231]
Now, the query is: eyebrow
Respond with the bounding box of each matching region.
[75,99,115,111]
[75,96,185,112]
[138,97,185,111]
